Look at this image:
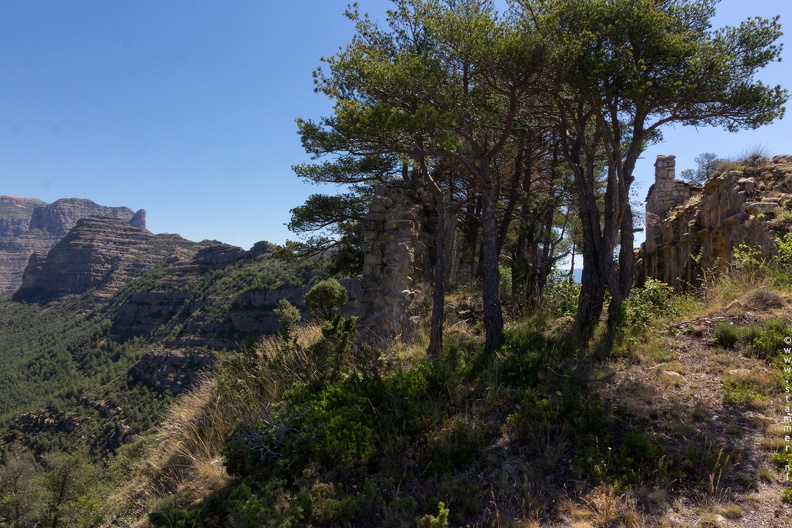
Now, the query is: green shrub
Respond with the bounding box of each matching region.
[749,318,789,359]
[782,488,792,504]
[741,325,762,345]
[304,278,348,321]
[775,233,792,270]
[713,323,739,349]
[273,298,301,338]
[732,242,766,282]
[499,265,514,303]
[500,326,563,387]
[304,316,357,389]
[610,429,680,487]
[544,274,580,317]
[437,476,480,521]
[623,278,679,329]
[722,377,771,410]
[417,501,449,528]
[423,418,481,475]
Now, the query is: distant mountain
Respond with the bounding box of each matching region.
[0,209,333,456]
[0,195,146,294]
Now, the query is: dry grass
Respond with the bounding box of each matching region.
[558,486,644,528]
[106,325,331,525]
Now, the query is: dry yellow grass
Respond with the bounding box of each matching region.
[106,324,331,525]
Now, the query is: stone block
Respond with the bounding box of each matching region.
[385,219,414,231]
[738,178,756,192]
[364,253,383,266]
[365,212,386,222]
[362,220,381,231]
[747,202,779,215]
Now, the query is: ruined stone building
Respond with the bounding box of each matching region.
[357,179,445,345]
[355,176,469,345]
[640,154,792,289]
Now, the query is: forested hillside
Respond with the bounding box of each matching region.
[0,229,322,525]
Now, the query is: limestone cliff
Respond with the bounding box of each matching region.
[0,196,146,294]
[14,217,159,302]
[2,199,365,395]
[0,196,48,293]
[640,154,792,289]
[10,212,339,346]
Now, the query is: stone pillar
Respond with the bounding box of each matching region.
[357,180,434,347]
[645,155,682,252]
[655,154,676,182]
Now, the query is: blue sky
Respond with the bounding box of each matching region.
[1,1,790,250]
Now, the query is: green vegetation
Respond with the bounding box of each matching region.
[120,222,792,525]
[0,296,147,420]
[291,0,786,356]
[273,298,301,338]
[303,278,348,321]
[1,0,790,525]
[0,447,106,527]
[0,236,325,526]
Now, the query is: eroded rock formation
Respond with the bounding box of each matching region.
[640,154,792,289]
[15,217,156,301]
[0,196,146,294]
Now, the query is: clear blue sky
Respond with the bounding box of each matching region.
[1,1,790,250]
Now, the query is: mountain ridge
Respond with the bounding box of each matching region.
[0,195,147,294]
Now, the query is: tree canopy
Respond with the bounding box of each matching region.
[293,0,787,353]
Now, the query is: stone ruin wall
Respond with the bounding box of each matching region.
[357,180,433,346]
[356,179,459,346]
[641,154,792,289]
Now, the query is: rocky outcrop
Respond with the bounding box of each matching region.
[28,198,145,238]
[0,196,146,295]
[0,196,48,293]
[14,217,156,302]
[128,350,216,394]
[640,154,792,289]
[3,198,368,395]
[0,196,46,237]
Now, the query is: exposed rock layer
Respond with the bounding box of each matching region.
[640,155,792,289]
[2,195,367,395]
[0,196,146,294]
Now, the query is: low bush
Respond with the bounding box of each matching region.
[303,278,348,321]
[713,323,739,349]
[623,278,682,329]
[544,274,580,317]
[749,318,789,359]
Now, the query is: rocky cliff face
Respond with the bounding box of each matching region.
[640,154,792,289]
[28,198,145,238]
[0,196,48,293]
[0,196,146,295]
[2,198,365,398]
[14,217,158,302]
[10,212,344,346]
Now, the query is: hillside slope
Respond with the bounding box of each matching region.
[128,278,792,527]
[0,219,323,461]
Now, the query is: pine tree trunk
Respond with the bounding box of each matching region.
[426,180,447,357]
[480,175,504,355]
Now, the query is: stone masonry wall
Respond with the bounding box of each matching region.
[644,155,701,255]
[357,180,434,346]
[641,154,792,289]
